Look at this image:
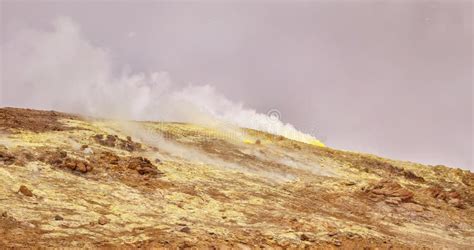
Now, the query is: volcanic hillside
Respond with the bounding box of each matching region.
[0,107,473,248]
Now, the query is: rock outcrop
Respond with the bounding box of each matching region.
[0,108,472,249]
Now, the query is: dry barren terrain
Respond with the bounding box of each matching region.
[0,107,473,249]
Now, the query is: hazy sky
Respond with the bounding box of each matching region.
[1,1,472,170]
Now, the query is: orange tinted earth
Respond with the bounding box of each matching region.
[0,108,473,248]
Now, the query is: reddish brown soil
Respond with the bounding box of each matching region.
[0,107,81,133]
[0,108,473,249]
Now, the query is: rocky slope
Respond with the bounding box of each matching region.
[0,107,473,248]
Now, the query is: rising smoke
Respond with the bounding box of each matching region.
[1,17,323,145]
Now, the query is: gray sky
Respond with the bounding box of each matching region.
[1,1,472,170]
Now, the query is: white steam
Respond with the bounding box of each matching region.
[119,122,296,182]
[1,17,322,145]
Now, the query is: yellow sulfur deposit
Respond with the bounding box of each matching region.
[0,107,472,249]
[308,139,326,147]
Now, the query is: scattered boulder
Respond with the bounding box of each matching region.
[0,146,16,165]
[58,151,67,158]
[343,181,356,186]
[76,162,88,173]
[429,186,462,201]
[98,151,120,165]
[300,234,310,241]
[15,148,35,165]
[94,134,116,147]
[93,134,142,152]
[121,140,141,152]
[328,232,338,237]
[98,216,109,225]
[39,150,93,174]
[345,232,358,239]
[54,215,64,221]
[60,158,93,173]
[428,186,445,199]
[42,150,68,166]
[89,152,165,183]
[365,179,413,203]
[403,170,425,182]
[137,166,157,175]
[127,157,162,176]
[427,186,466,209]
[18,185,33,197]
[332,239,342,246]
[179,226,191,233]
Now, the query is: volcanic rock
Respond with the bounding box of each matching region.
[179,226,191,233]
[98,151,120,165]
[126,157,161,176]
[0,151,15,165]
[427,186,466,208]
[366,179,414,202]
[1,108,473,249]
[18,185,33,197]
[58,158,92,173]
[328,232,338,237]
[300,234,310,241]
[0,146,16,165]
[54,215,64,221]
[98,216,109,225]
[94,134,141,152]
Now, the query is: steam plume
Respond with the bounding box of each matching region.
[1,17,323,145]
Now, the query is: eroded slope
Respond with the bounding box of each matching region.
[0,107,473,248]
